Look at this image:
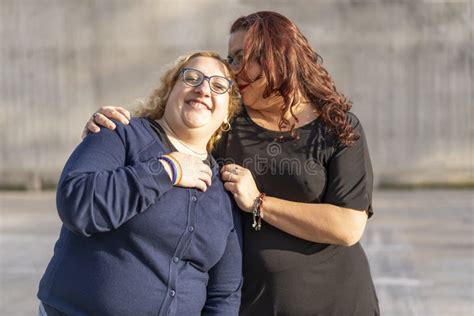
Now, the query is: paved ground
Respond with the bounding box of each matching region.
[0,189,473,315]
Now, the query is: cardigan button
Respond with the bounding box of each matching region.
[169,290,176,297]
[188,226,194,232]
[191,196,197,202]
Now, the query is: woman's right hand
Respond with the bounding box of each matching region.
[160,152,212,192]
[81,106,131,139]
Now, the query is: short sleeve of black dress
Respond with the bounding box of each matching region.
[323,113,374,216]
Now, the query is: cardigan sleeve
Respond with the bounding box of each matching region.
[56,123,173,237]
[201,201,243,315]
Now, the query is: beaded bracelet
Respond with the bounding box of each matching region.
[159,155,182,185]
[252,192,266,231]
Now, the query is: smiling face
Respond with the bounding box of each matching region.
[162,56,231,139]
[227,30,282,113]
[227,31,265,108]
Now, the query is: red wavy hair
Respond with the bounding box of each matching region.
[230,11,358,145]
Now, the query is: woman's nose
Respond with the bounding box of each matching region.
[194,79,211,96]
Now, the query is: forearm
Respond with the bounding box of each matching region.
[58,126,173,237]
[260,196,368,246]
[58,161,172,237]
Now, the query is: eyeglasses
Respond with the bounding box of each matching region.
[227,52,243,69]
[180,68,232,94]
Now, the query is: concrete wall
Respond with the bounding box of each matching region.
[0,0,472,189]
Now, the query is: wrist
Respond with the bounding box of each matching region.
[159,155,182,185]
[159,159,173,182]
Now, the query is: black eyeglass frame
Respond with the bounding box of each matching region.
[180,68,233,94]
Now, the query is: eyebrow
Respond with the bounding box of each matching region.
[184,68,228,79]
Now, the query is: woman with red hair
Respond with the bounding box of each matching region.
[85,11,379,315]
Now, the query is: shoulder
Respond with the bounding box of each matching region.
[114,117,152,135]
[88,116,169,158]
[346,112,363,130]
[112,117,156,145]
[342,112,368,140]
[343,112,371,151]
[323,112,367,151]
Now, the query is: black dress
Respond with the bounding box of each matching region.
[215,109,379,316]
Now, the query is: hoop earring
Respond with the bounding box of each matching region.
[221,121,231,132]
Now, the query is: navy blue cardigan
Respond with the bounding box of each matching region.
[38,118,243,316]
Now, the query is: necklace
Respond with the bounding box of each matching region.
[156,119,208,158]
[173,137,208,157]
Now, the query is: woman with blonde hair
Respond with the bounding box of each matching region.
[37,51,243,316]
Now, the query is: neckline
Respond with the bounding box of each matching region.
[242,106,321,135]
[145,117,212,165]
[147,118,178,151]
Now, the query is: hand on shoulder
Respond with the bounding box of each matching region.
[81,106,131,139]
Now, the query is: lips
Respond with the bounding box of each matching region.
[186,98,211,110]
[238,83,249,91]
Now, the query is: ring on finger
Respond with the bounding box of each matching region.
[92,112,99,121]
[231,167,238,175]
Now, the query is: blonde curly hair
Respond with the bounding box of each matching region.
[134,51,241,152]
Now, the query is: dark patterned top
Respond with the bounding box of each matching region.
[215,109,379,315]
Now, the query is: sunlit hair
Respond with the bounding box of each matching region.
[230,11,358,145]
[134,51,241,152]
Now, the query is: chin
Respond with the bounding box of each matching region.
[183,121,207,129]
[241,94,259,108]
[242,101,258,110]
[182,113,212,128]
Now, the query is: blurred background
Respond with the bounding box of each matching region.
[1,0,472,189]
[0,0,472,315]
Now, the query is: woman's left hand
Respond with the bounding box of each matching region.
[221,164,260,213]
